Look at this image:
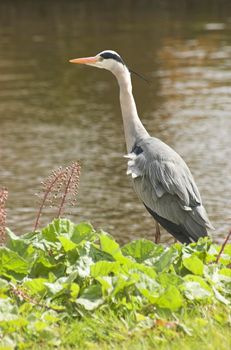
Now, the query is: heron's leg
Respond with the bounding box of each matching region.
[155,220,161,244]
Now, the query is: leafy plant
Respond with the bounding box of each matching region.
[0,218,230,348]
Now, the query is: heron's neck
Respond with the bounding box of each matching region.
[113,67,149,152]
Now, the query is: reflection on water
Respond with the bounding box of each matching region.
[0,1,230,243]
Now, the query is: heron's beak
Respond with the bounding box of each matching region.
[69,56,98,65]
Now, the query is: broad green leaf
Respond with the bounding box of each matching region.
[41,222,59,242]
[183,255,204,275]
[181,281,211,301]
[224,243,231,256]
[158,272,183,288]
[112,275,138,297]
[58,236,77,252]
[76,297,104,311]
[100,234,123,260]
[23,278,47,295]
[96,276,114,295]
[124,262,157,279]
[91,261,121,277]
[183,274,211,292]
[76,284,103,310]
[219,268,231,276]
[0,298,18,321]
[42,218,76,242]
[71,222,95,244]
[69,283,80,300]
[67,253,94,278]
[0,278,9,297]
[0,278,9,289]
[0,247,29,276]
[45,279,68,295]
[122,239,162,263]
[212,286,230,305]
[136,274,160,302]
[154,246,179,272]
[30,253,65,278]
[219,268,231,284]
[138,288,158,303]
[79,242,115,263]
[155,285,183,310]
[89,245,115,262]
[6,228,31,257]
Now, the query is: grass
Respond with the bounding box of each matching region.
[6,304,229,350]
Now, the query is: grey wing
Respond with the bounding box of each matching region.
[125,145,213,242]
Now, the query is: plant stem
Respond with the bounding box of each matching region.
[215,229,231,264]
[57,166,75,218]
[34,172,64,231]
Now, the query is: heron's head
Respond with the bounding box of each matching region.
[69,50,127,74]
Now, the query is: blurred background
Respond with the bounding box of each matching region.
[0,0,230,243]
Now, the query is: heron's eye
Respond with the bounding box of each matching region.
[98,56,103,62]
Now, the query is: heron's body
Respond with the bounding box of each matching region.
[70,50,213,243]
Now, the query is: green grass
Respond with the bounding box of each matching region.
[63,306,230,350]
[3,304,229,350]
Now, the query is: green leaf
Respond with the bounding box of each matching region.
[212,287,230,305]
[112,275,138,297]
[23,278,47,295]
[181,281,211,301]
[136,274,160,302]
[42,218,76,242]
[44,280,64,295]
[124,262,157,279]
[71,222,95,244]
[0,247,29,276]
[58,236,77,252]
[157,272,183,288]
[76,284,103,310]
[122,239,162,263]
[183,274,211,292]
[77,241,115,263]
[96,276,114,296]
[223,243,231,256]
[219,268,231,277]
[0,298,18,322]
[155,285,183,310]
[68,255,94,278]
[183,255,204,275]
[91,261,121,278]
[69,283,80,300]
[6,228,31,257]
[154,246,179,272]
[100,234,122,260]
[0,278,9,289]
[30,253,65,278]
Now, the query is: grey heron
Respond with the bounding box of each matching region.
[69,50,213,244]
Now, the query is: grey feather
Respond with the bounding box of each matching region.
[125,136,213,242]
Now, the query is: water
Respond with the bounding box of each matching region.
[0,1,230,243]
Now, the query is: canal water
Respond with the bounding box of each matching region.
[0,1,230,243]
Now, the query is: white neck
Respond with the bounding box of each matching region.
[111,66,149,152]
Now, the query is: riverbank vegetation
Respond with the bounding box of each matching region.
[0,163,230,349]
[0,218,230,349]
